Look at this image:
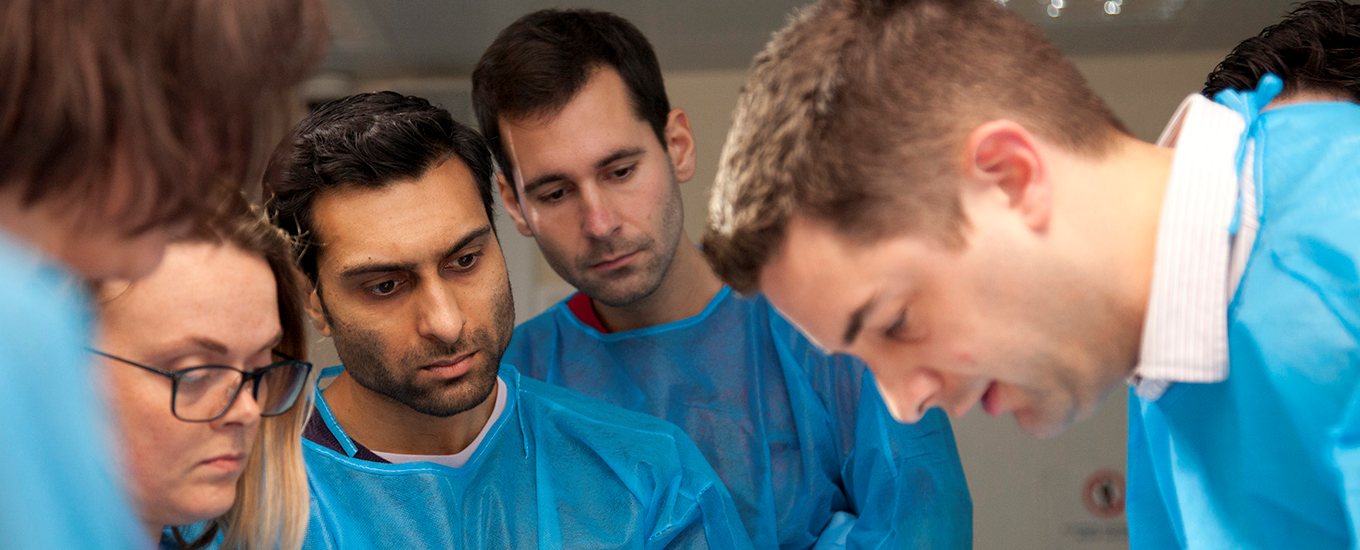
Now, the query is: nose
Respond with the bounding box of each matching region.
[578,184,621,241]
[874,367,944,424]
[415,280,466,346]
[214,379,263,428]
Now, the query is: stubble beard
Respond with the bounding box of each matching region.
[321,282,515,418]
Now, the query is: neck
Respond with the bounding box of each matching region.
[1060,136,1175,374]
[593,237,723,332]
[322,371,497,455]
[145,522,163,546]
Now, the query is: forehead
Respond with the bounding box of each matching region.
[310,159,488,271]
[102,242,279,346]
[498,68,655,177]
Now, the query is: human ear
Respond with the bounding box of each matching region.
[306,286,332,337]
[497,172,534,237]
[963,120,1050,231]
[663,108,697,184]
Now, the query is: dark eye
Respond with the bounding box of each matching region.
[539,187,568,203]
[609,165,635,181]
[367,279,400,297]
[449,252,482,272]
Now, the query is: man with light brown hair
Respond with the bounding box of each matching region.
[0,1,326,547]
[705,0,1360,546]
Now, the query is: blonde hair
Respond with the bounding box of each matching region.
[170,199,316,550]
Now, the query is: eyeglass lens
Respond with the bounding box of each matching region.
[173,361,310,421]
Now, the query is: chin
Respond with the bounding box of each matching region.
[1014,408,1075,440]
[153,504,233,531]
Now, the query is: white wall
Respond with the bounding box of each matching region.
[308,47,1229,548]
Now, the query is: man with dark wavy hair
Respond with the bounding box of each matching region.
[705,0,1360,546]
[1204,0,1359,104]
[265,92,749,548]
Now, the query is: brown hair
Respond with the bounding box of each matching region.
[0,0,329,234]
[703,0,1128,292]
[471,9,671,186]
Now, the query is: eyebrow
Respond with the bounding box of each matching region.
[520,147,646,196]
[336,225,493,280]
[190,337,229,356]
[841,295,878,348]
[257,333,284,356]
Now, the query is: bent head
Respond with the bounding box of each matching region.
[0,0,326,281]
[266,92,513,419]
[472,10,696,307]
[704,0,1140,437]
[98,211,313,545]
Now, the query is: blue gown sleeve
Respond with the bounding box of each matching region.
[1297,212,1360,547]
[841,370,972,549]
[0,261,145,549]
[647,433,755,550]
[1331,387,1360,546]
[1269,202,1360,546]
[769,310,971,548]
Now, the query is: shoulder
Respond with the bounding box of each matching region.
[508,299,580,344]
[512,371,714,472]
[515,300,568,333]
[504,302,573,363]
[0,239,91,369]
[517,374,687,438]
[756,294,869,389]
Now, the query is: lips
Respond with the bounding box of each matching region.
[199,453,246,472]
[420,351,477,379]
[590,250,638,271]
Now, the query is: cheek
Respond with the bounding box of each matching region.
[106,373,192,498]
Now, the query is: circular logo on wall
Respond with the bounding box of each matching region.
[1082,469,1125,519]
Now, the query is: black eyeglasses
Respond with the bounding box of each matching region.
[90,348,313,422]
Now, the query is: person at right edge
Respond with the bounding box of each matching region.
[702,0,1360,547]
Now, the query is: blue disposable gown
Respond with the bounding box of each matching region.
[505,287,971,548]
[301,364,752,549]
[1127,77,1360,547]
[0,233,144,549]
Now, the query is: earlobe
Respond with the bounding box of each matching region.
[664,109,697,184]
[965,120,1051,231]
[306,288,331,337]
[496,172,534,237]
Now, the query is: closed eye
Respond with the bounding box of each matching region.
[884,309,909,340]
[537,185,570,204]
[607,164,636,181]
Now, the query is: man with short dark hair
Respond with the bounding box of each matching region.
[1204,0,1359,104]
[265,91,749,548]
[473,9,970,548]
[704,0,1360,546]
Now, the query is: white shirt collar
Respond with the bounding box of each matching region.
[373,376,509,468]
[1132,94,1247,400]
